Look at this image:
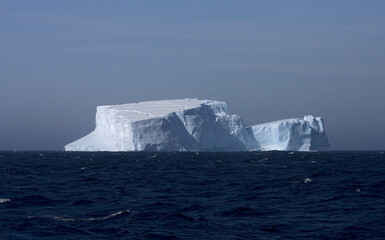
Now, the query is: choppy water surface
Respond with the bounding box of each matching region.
[0,151,384,239]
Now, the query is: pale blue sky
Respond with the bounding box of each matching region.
[1,1,385,150]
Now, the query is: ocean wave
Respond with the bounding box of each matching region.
[2,151,385,239]
[0,198,11,203]
[26,209,131,222]
[221,207,266,217]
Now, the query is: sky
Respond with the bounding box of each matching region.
[1,0,385,150]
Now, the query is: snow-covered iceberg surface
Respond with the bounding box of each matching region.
[65,99,329,152]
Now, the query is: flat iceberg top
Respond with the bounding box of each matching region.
[99,98,206,122]
[253,115,322,127]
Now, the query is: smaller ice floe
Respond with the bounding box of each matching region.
[288,152,294,155]
[0,198,11,203]
[38,153,44,157]
[356,188,361,192]
[311,161,317,163]
[147,154,157,159]
[304,178,312,183]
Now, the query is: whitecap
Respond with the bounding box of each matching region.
[27,209,130,222]
[84,209,130,221]
[26,215,75,222]
[258,157,270,162]
[304,178,312,183]
[46,215,76,222]
[0,198,11,203]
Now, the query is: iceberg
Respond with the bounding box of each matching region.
[251,116,329,151]
[65,99,329,152]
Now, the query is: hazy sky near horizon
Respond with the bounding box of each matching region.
[1,1,385,150]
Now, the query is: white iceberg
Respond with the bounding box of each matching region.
[64,99,329,152]
[251,116,329,151]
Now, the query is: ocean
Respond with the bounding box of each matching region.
[0,151,384,239]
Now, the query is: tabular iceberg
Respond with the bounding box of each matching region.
[65,99,329,152]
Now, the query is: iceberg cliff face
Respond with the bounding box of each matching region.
[251,115,329,151]
[65,99,329,152]
[65,99,258,151]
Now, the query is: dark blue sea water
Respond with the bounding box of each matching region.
[0,151,385,239]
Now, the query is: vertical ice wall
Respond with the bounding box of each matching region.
[251,115,329,151]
